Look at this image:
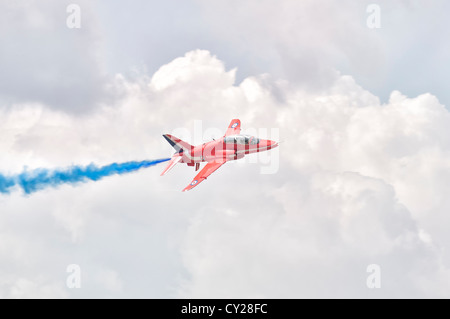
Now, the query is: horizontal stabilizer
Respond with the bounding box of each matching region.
[160,154,183,176]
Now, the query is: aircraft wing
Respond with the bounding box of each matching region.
[225,119,241,136]
[182,160,227,192]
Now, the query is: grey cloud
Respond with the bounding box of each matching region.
[2,5,450,297]
[0,0,109,113]
[195,0,450,107]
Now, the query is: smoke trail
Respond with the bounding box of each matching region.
[0,158,170,195]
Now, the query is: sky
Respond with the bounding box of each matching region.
[1,0,450,298]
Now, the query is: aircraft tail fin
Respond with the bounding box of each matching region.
[162,134,193,153]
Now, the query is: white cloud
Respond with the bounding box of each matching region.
[7,277,68,299]
[95,269,123,293]
[150,50,236,91]
[1,49,450,298]
[179,171,450,298]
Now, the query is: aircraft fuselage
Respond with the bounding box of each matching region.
[178,135,278,165]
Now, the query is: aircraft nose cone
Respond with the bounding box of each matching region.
[269,140,278,148]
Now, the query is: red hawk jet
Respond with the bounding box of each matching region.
[161,119,278,191]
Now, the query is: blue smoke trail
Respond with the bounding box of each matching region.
[0,158,170,195]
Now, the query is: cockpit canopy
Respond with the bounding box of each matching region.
[224,134,259,145]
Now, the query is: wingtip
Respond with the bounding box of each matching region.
[182,184,195,192]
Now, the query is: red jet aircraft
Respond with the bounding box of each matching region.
[161,119,278,191]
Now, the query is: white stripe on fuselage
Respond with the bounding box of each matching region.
[180,149,203,161]
[182,145,272,162]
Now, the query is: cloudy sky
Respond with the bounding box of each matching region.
[1,0,450,298]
